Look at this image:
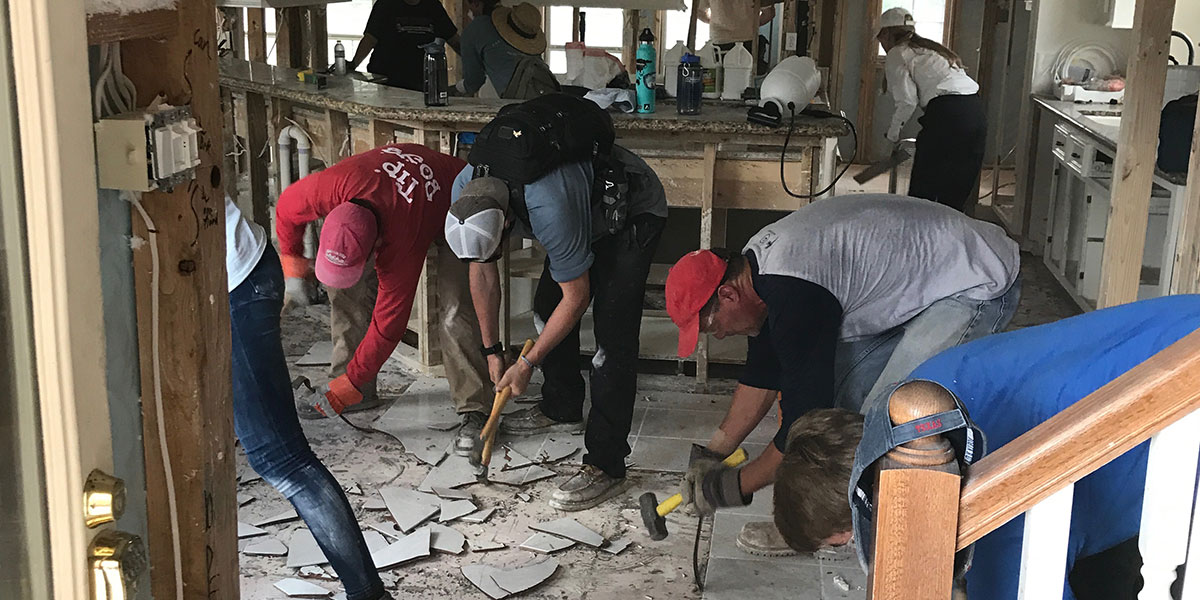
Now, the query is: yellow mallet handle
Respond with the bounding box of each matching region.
[655,447,749,517]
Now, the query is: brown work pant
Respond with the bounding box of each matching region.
[326,240,492,414]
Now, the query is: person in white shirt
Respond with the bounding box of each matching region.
[878,7,985,212]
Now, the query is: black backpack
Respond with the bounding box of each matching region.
[1158,93,1197,174]
[468,93,630,235]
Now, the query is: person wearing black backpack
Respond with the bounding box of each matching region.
[445,94,668,510]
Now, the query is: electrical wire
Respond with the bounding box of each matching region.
[780,105,857,199]
[693,514,706,590]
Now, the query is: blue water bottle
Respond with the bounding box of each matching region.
[635,28,656,114]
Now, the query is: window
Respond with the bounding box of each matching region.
[260,1,400,66]
[545,6,624,74]
[663,1,710,51]
[878,0,948,56]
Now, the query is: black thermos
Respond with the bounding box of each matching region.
[424,44,448,107]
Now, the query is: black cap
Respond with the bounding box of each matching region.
[640,28,655,42]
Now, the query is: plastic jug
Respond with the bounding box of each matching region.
[698,42,721,99]
[721,42,752,101]
[663,41,688,98]
[635,28,657,113]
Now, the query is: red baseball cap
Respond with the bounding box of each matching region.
[665,250,728,358]
[316,202,378,289]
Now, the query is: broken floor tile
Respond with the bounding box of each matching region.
[254,508,299,527]
[530,518,605,548]
[490,557,560,595]
[331,594,347,600]
[362,496,386,510]
[461,507,496,524]
[238,467,263,485]
[438,499,477,523]
[238,522,268,539]
[286,529,330,568]
[344,483,362,496]
[601,537,632,555]
[497,445,534,471]
[536,436,581,463]
[424,523,466,554]
[299,566,333,580]
[296,341,334,367]
[371,527,431,570]
[369,522,406,540]
[379,572,399,589]
[379,487,439,533]
[432,487,473,500]
[418,455,482,493]
[243,537,288,556]
[469,536,506,552]
[274,577,330,598]
[516,493,531,502]
[372,391,458,466]
[426,420,461,431]
[238,493,255,506]
[490,465,555,487]
[362,530,389,554]
[462,564,508,600]
[518,532,575,554]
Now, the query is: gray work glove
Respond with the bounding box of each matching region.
[681,444,728,515]
[283,277,310,314]
[682,466,750,516]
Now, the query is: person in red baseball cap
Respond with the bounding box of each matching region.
[277,143,494,457]
[665,194,1021,557]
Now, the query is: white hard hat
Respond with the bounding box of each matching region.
[879,7,915,30]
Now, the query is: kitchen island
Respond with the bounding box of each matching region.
[218,58,851,383]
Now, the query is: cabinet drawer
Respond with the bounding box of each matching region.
[1052,124,1072,161]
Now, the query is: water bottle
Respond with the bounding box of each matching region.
[423,41,448,107]
[635,28,656,114]
[334,40,347,75]
[677,53,703,115]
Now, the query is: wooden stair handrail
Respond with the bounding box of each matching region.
[955,328,1200,550]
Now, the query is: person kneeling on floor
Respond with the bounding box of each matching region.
[774,295,1200,600]
[276,143,493,457]
[666,193,1020,556]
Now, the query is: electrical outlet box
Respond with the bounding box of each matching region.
[785,32,798,52]
[94,105,201,192]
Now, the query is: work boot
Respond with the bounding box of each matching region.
[498,405,584,437]
[736,521,799,557]
[548,465,627,511]
[296,393,386,420]
[454,411,488,457]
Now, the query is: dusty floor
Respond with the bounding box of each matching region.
[236,251,1079,600]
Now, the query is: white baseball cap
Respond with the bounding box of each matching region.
[879,7,915,30]
[445,176,510,262]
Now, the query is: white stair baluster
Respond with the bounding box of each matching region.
[1018,484,1075,600]
[1140,409,1200,599]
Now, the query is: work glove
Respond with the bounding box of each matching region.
[682,444,728,515]
[281,255,315,314]
[311,374,364,418]
[681,465,751,516]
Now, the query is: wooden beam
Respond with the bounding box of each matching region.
[446,0,465,81]
[829,0,851,106]
[371,119,398,147]
[307,6,328,70]
[623,10,640,76]
[247,7,266,62]
[326,109,351,164]
[1170,81,1200,294]
[120,0,237,597]
[86,8,176,46]
[1097,0,1176,307]
[276,7,304,68]
[957,329,1200,549]
[572,7,581,42]
[687,0,700,50]
[855,0,882,156]
[220,7,245,59]
[694,142,717,389]
[246,91,271,228]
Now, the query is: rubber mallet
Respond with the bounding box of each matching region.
[639,447,748,540]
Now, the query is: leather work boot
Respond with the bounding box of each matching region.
[736,521,799,557]
[454,411,488,457]
[548,465,627,511]
[498,405,584,437]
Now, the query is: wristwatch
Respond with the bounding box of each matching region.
[480,342,504,357]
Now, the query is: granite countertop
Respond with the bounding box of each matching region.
[1032,95,1188,186]
[219,58,850,138]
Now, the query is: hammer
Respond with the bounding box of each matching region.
[639,447,748,540]
[469,339,535,473]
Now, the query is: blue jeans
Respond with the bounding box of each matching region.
[230,246,383,600]
[834,277,1022,413]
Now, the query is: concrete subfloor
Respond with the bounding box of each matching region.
[238,251,1078,600]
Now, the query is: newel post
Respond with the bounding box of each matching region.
[867,382,963,600]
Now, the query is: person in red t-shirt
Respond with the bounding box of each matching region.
[277,144,493,453]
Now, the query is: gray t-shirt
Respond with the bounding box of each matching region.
[450,145,667,282]
[742,194,1019,341]
[460,16,526,96]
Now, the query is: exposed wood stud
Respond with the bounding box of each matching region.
[326,109,351,164]
[247,7,266,62]
[246,91,271,228]
[1170,78,1200,294]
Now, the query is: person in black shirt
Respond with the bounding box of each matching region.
[346,0,462,91]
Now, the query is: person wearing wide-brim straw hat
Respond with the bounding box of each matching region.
[877,6,986,213]
[456,1,553,98]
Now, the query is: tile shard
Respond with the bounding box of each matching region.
[432,487,473,500]
[274,577,331,598]
[254,508,300,527]
[491,557,560,595]
[461,507,496,524]
[286,529,330,568]
[530,518,605,548]
[536,436,580,463]
[369,522,405,540]
[461,564,508,600]
[425,523,466,554]
[371,527,431,570]
[518,532,575,554]
[238,522,268,539]
[490,464,555,487]
[362,530,390,554]
[418,455,482,492]
[237,493,255,506]
[601,537,633,555]
[379,487,440,533]
[468,536,506,552]
[299,565,333,580]
[344,483,362,496]
[296,340,334,366]
[243,537,288,556]
[438,499,478,523]
[362,496,387,510]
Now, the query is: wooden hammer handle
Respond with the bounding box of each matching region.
[478,338,535,466]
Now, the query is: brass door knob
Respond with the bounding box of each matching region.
[88,530,147,600]
[83,469,126,528]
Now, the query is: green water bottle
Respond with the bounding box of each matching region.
[635,28,656,114]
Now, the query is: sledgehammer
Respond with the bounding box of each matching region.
[639,447,748,540]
